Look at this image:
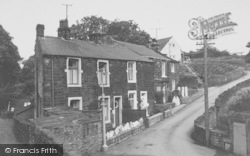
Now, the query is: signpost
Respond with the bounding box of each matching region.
[188,12,237,146]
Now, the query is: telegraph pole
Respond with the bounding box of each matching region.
[189,12,237,146]
[196,33,214,146]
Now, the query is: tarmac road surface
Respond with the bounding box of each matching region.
[94,72,250,156]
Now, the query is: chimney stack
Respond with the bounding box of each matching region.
[88,27,106,44]
[36,24,45,37]
[151,38,160,52]
[58,19,71,40]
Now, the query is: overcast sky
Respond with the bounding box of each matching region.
[1,0,249,59]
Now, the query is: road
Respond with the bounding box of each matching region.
[95,72,250,156]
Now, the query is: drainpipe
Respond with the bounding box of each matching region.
[51,57,55,108]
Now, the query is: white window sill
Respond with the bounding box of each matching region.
[67,84,82,87]
[128,80,137,83]
[99,84,110,87]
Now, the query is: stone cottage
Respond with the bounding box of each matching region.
[114,40,180,104]
[34,19,155,130]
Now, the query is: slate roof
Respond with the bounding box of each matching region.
[157,37,172,51]
[114,40,179,63]
[114,40,170,61]
[37,36,152,62]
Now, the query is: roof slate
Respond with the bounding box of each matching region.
[157,37,172,51]
[114,40,170,61]
[37,36,152,62]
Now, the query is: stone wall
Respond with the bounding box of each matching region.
[13,109,102,156]
[146,112,164,127]
[154,103,175,114]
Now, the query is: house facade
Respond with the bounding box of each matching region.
[115,40,180,104]
[158,37,183,62]
[34,20,155,129]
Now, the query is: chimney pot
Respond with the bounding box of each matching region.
[36,24,45,37]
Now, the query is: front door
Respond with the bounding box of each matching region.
[140,91,149,116]
[233,122,247,156]
[112,96,122,128]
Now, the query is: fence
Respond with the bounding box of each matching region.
[122,109,146,123]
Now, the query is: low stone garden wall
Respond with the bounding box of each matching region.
[106,108,176,147]
[154,103,174,114]
[146,112,164,127]
[193,113,231,151]
[106,118,145,146]
[13,108,102,156]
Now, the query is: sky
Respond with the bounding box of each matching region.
[1,0,250,60]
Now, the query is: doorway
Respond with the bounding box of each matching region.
[112,96,122,128]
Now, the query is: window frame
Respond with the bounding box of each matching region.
[97,60,110,87]
[98,96,111,123]
[172,79,176,91]
[127,61,137,83]
[65,57,83,87]
[171,63,175,73]
[140,91,148,104]
[128,90,138,109]
[68,97,83,110]
[161,61,167,77]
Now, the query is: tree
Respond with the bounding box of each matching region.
[0,25,21,110]
[246,42,250,48]
[20,55,35,96]
[245,42,250,63]
[186,47,230,58]
[70,16,151,46]
[107,20,151,46]
[70,15,110,40]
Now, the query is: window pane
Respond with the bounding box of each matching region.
[69,59,78,68]
[68,58,80,85]
[162,62,166,76]
[72,69,78,84]
[70,100,79,109]
[128,62,135,81]
[128,93,135,109]
[101,98,109,121]
[98,62,108,85]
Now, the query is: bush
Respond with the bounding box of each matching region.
[190,58,245,87]
[215,79,250,131]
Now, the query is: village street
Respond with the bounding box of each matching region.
[95,71,250,156]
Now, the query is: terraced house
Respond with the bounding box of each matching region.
[114,40,179,104]
[34,19,155,129]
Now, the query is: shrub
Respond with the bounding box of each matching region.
[190,58,245,87]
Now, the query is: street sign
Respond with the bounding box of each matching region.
[188,12,237,40]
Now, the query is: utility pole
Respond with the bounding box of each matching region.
[196,33,214,146]
[62,4,72,19]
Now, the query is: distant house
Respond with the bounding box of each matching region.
[158,37,183,62]
[115,40,180,104]
[34,19,155,129]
